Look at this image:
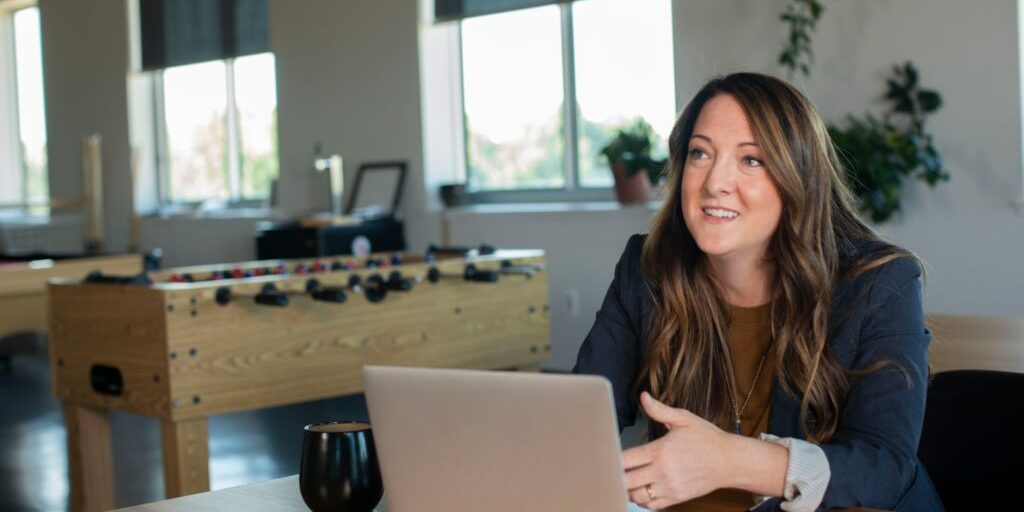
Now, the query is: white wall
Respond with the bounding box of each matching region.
[819,0,1024,318]
[445,203,660,369]
[39,0,133,252]
[137,215,266,268]
[270,0,427,228]
[671,0,1024,319]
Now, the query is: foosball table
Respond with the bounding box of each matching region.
[0,253,152,373]
[47,246,550,512]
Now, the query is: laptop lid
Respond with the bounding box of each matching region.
[363,366,631,512]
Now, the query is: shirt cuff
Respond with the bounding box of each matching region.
[749,434,831,512]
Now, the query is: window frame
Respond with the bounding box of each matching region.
[152,54,275,209]
[456,4,614,203]
[457,3,616,204]
[0,1,47,216]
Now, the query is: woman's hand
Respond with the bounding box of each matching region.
[621,392,736,510]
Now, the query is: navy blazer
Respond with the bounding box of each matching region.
[573,234,944,511]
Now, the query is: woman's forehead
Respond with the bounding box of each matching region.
[692,94,757,144]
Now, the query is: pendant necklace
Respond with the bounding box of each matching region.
[723,347,770,435]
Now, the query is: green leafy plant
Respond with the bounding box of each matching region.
[778,0,825,78]
[599,118,667,185]
[828,62,949,222]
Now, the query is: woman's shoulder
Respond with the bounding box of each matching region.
[611,234,650,294]
[625,233,648,251]
[617,233,648,266]
[836,238,923,305]
[610,234,643,272]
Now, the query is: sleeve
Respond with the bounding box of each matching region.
[572,234,646,432]
[751,435,831,512]
[817,257,932,510]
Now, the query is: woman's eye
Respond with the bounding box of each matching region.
[688,148,707,159]
[743,156,763,167]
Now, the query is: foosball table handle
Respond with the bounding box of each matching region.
[311,288,347,303]
[386,271,413,291]
[214,286,290,307]
[84,271,153,286]
[364,284,387,303]
[254,289,289,307]
[464,264,499,283]
[426,265,499,284]
[426,243,497,257]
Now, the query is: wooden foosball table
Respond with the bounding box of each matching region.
[47,247,550,512]
[0,253,149,373]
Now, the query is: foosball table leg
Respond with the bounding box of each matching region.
[160,417,210,498]
[63,403,114,512]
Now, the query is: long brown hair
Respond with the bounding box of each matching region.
[640,72,909,442]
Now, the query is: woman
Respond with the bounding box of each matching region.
[573,73,943,511]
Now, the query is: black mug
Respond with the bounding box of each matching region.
[299,421,384,512]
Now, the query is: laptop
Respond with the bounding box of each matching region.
[363,365,632,512]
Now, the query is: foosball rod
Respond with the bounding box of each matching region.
[212,270,417,307]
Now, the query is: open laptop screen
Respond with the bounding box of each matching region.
[364,366,632,512]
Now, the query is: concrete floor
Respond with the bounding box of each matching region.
[0,349,371,511]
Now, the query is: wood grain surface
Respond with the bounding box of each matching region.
[927,313,1024,373]
[0,254,141,336]
[48,252,550,421]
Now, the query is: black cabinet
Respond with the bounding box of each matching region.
[254,219,406,260]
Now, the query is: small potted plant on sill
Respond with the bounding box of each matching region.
[599,118,667,204]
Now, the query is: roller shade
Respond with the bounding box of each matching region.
[140,0,269,70]
[434,0,566,22]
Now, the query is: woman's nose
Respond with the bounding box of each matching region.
[703,158,736,196]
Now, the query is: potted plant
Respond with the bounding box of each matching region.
[827,62,949,222]
[776,2,950,222]
[600,118,667,204]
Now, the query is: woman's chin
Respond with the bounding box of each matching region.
[692,239,734,258]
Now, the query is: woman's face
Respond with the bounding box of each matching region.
[680,94,783,264]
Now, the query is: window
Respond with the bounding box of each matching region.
[155,52,278,205]
[459,0,674,196]
[461,6,565,191]
[0,5,47,214]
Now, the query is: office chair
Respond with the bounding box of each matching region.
[917,370,1024,511]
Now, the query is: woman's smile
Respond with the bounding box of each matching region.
[701,206,740,222]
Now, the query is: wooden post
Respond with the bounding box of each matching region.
[160,417,211,498]
[82,134,105,253]
[63,403,114,512]
[440,210,451,246]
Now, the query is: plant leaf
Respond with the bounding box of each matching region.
[810,0,823,19]
[904,62,918,87]
[917,90,942,112]
[893,98,914,114]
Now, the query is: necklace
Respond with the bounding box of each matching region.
[722,346,770,435]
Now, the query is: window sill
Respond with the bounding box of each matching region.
[0,211,81,226]
[443,199,664,216]
[143,207,279,221]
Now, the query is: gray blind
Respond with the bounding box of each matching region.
[435,0,565,22]
[140,0,269,71]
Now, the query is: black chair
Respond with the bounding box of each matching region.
[917,370,1024,511]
